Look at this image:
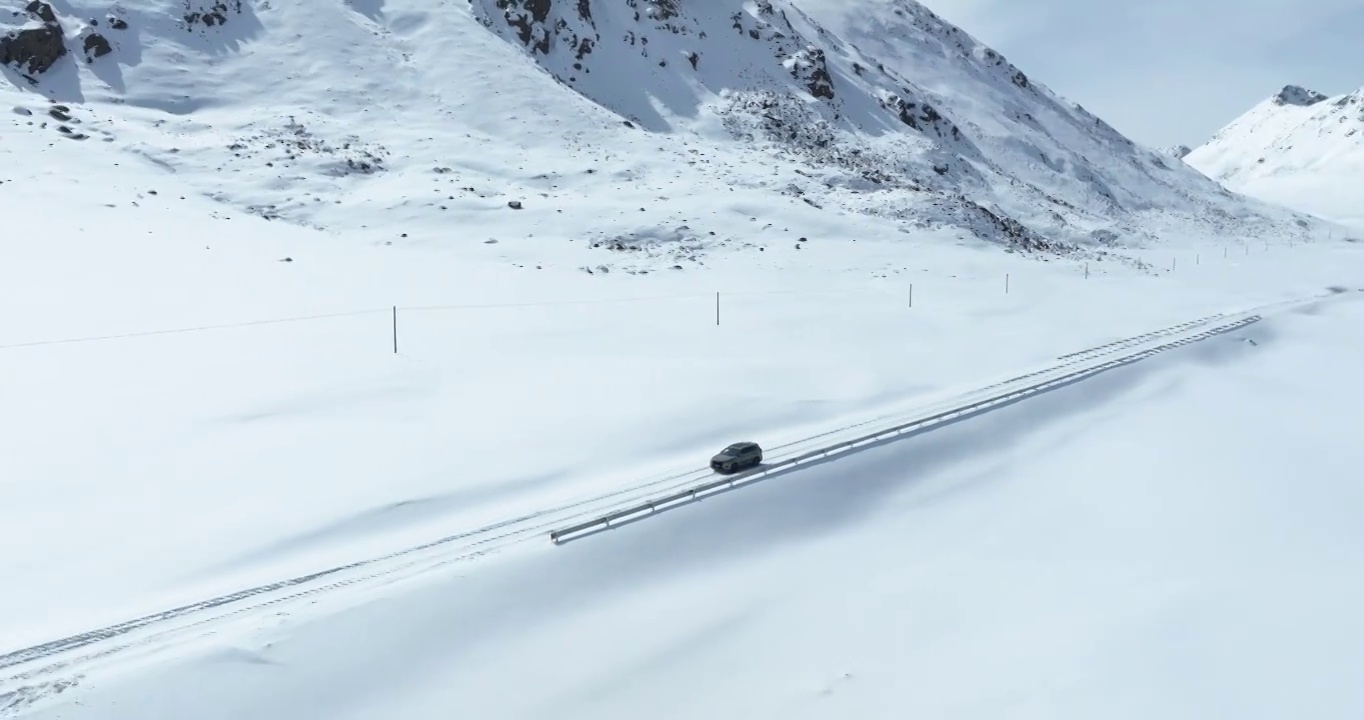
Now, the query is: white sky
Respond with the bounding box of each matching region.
[921,0,1364,147]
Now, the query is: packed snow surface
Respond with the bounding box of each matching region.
[3,0,1364,717]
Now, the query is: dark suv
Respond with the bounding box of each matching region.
[710,441,763,474]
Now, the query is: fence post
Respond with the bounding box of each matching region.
[716,291,720,326]
[1084,262,1089,279]
[392,306,398,354]
[1005,273,1009,294]
[909,283,913,308]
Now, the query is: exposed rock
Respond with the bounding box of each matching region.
[25,1,57,24]
[648,0,679,20]
[1273,85,1327,107]
[492,0,554,53]
[82,32,112,61]
[0,21,66,76]
[878,92,965,143]
[182,0,244,30]
[508,200,523,209]
[785,46,833,100]
[108,16,128,30]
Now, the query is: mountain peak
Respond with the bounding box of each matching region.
[1273,85,1327,107]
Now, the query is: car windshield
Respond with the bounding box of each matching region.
[724,444,750,452]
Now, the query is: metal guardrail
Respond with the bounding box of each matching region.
[1054,313,1223,360]
[549,314,1262,544]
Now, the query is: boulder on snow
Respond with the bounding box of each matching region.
[785,46,834,100]
[25,1,57,24]
[0,1,67,76]
[82,32,112,61]
[183,1,245,30]
[0,25,65,76]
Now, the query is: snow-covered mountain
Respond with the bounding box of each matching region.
[1186,84,1364,229]
[0,0,1322,262]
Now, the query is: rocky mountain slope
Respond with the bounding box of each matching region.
[1186,84,1364,229]
[1,0,1326,266]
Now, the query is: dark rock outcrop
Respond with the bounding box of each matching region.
[1274,85,1327,107]
[787,46,833,100]
[25,1,57,24]
[0,2,67,76]
[183,1,244,30]
[82,33,111,61]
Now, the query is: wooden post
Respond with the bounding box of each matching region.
[392,306,398,354]
[716,291,720,326]
[1005,273,1009,294]
[909,283,914,308]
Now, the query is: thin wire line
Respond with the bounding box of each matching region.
[0,286,898,350]
[0,308,390,350]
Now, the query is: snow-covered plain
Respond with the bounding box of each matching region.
[8,261,1364,720]
[4,0,1364,716]
[1187,85,1364,230]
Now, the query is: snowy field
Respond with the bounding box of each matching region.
[4,126,1364,716]
[5,243,1364,718]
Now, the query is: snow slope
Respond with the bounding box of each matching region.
[1186,85,1364,230]
[0,0,1328,256]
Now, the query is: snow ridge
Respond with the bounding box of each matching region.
[1187,83,1364,229]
